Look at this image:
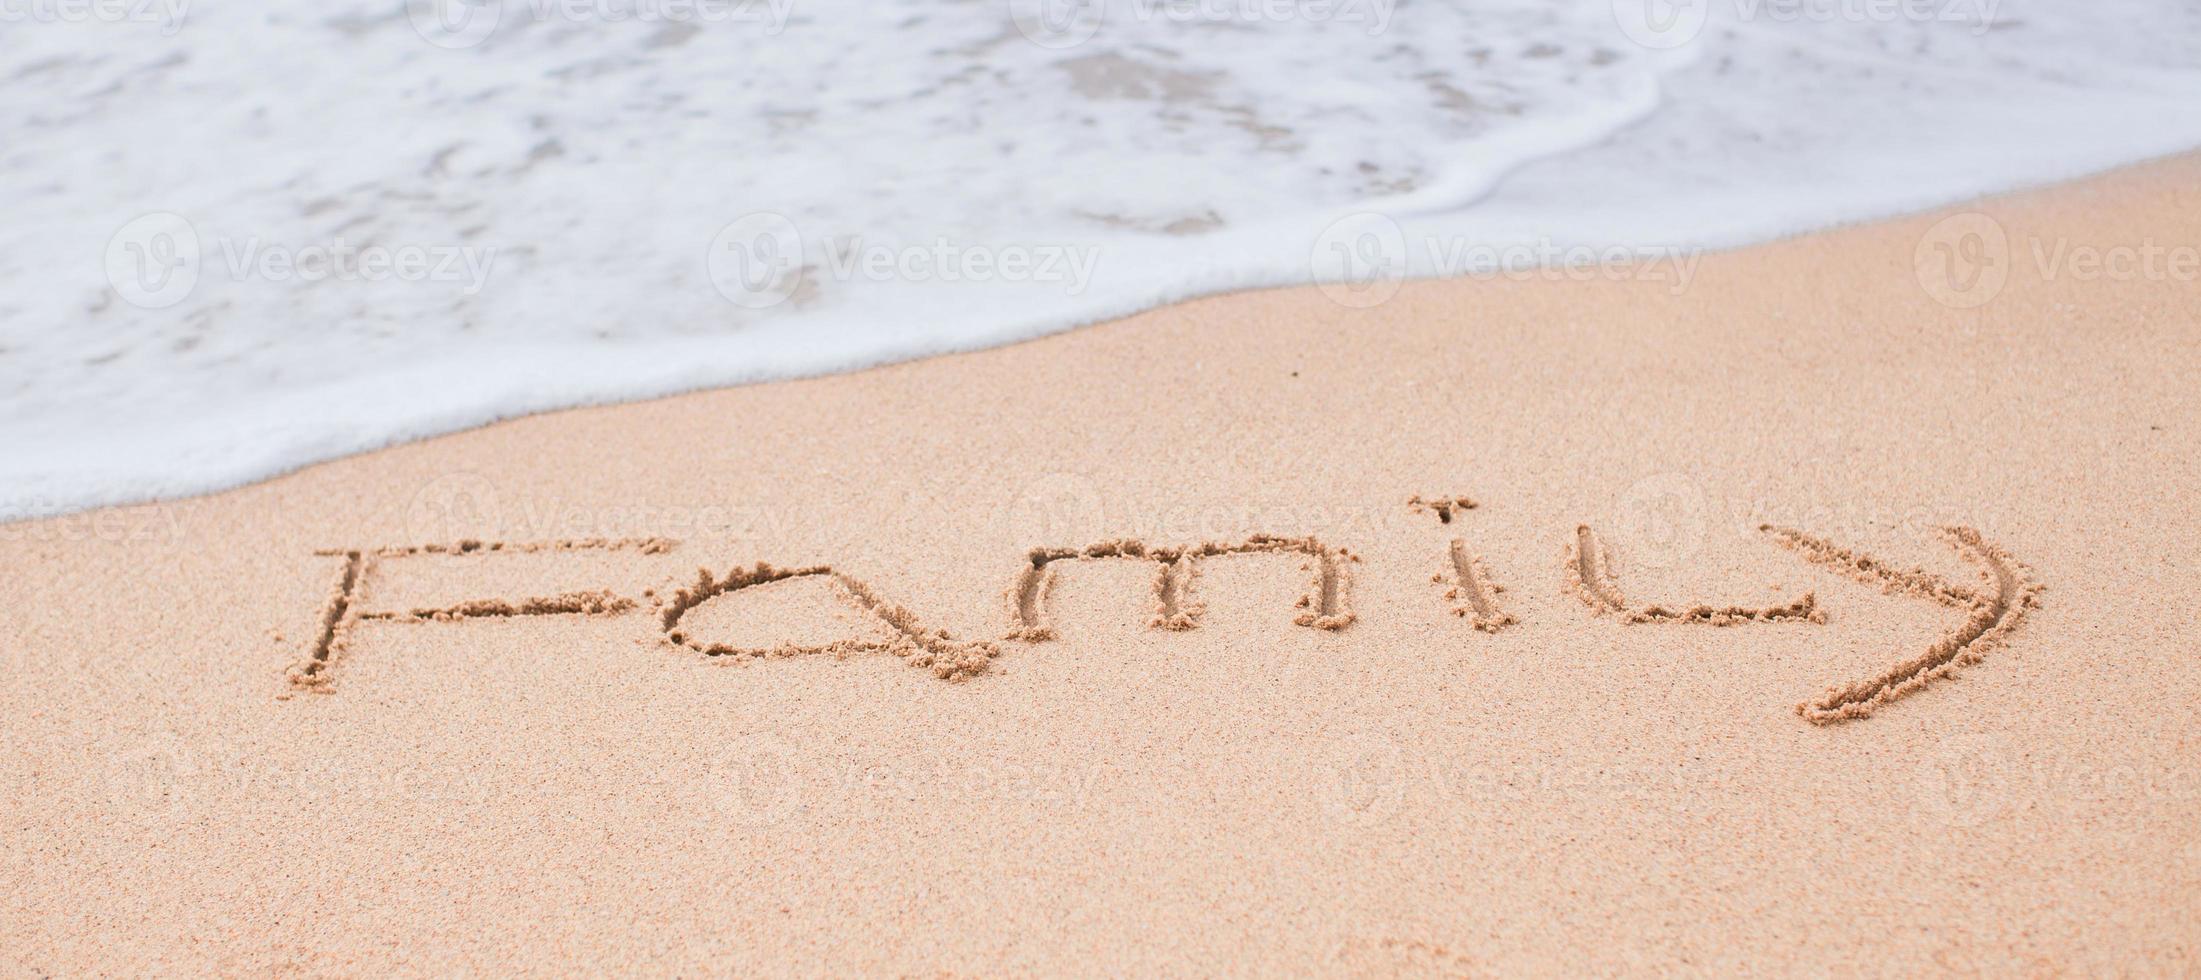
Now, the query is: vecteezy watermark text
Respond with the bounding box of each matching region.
[705,212,1102,308]
[1611,0,2001,49]
[104,213,499,310]
[0,0,188,34]
[408,0,795,49]
[1010,0,1395,48]
[1915,211,2201,308]
[1310,212,1701,308]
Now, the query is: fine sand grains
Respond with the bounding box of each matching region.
[1006,534,1357,641]
[660,562,999,680]
[7,157,2195,976]
[1566,524,1824,626]
[1763,525,2044,724]
[290,537,679,690]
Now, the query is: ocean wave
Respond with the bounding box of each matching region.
[4,0,2199,515]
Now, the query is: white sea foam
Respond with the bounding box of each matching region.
[3,0,2199,516]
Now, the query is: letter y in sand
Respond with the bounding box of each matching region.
[1763,525,2043,725]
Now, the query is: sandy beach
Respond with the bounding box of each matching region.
[4,155,2199,974]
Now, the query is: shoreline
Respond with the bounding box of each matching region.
[4,154,2199,974]
[10,144,2201,523]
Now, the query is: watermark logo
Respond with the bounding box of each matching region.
[1425,237,1700,295]
[409,0,796,49]
[219,238,499,293]
[398,470,804,543]
[1915,211,2008,309]
[407,0,502,48]
[1311,211,1407,309]
[706,212,807,308]
[1011,0,1394,48]
[0,0,189,34]
[1910,732,2012,828]
[842,754,1107,810]
[1009,0,1104,48]
[0,497,186,543]
[406,471,505,542]
[1005,471,1110,548]
[1615,0,2000,48]
[707,214,1105,308]
[1612,472,1709,570]
[105,214,499,309]
[2029,236,2201,288]
[707,733,805,827]
[104,733,199,821]
[1611,0,1712,48]
[1916,214,2201,308]
[105,212,200,310]
[1316,731,1407,827]
[1311,213,1701,309]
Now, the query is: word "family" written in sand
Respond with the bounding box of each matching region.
[295,499,2039,726]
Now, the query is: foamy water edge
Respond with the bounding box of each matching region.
[5,0,2201,516]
